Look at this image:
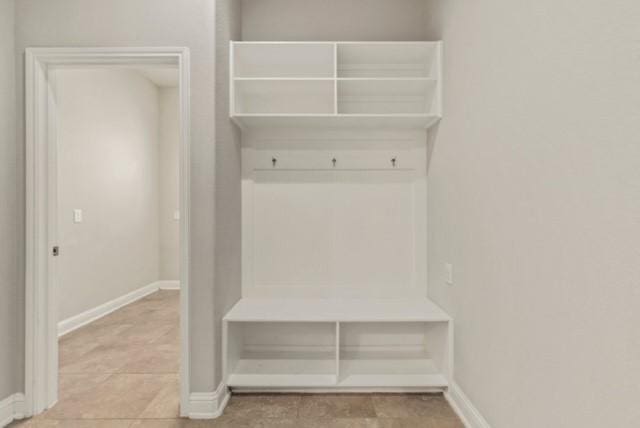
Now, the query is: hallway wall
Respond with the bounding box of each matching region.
[55,68,161,321]
[424,1,640,427]
[14,0,218,395]
[0,0,19,400]
[159,87,180,281]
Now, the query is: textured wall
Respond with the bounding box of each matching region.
[15,0,217,393]
[425,1,640,427]
[55,68,161,321]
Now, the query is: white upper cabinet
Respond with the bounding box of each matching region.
[230,41,442,130]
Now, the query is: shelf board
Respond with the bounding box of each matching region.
[339,351,447,387]
[224,298,451,323]
[231,114,440,130]
[228,351,337,387]
[228,373,338,388]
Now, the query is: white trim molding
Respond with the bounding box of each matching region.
[57,281,164,337]
[0,393,25,427]
[157,280,181,290]
[24,47,191,418]
[188,383,230,419]
[445,382,492,428]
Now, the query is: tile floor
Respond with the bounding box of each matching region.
[11,290,464,428]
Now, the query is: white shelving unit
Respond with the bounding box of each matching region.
[225,39,451,393]
[230,41,442,130]
[224,299,452,390]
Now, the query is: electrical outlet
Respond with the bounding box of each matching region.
[445,263,453,285]
[73,209,83,223]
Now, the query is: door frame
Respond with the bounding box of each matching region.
[24,47,191,417]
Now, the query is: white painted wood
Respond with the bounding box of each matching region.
[0,393,25,428]
[24,47,191,418]
[243,161,425,299]
[338,79,437,115]
[157,280,181,290]
[57,281,159,337]
[226,41,451,392]
[337,42,439,78]
[233,42,335,78]
[229,41,442,130]
[446,382,492,428]
[232,114,440,130]
[224,298,450,322]
[188,382,230,420]
[234,80,335,115]
[229,374,337,388]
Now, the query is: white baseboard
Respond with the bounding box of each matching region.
[157,280,180,290]
[188,383,230,419]
[445,382,491,428]
[0,393,25,428]
[57,280,176,337]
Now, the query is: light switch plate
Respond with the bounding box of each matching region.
[173,210,180,221]
[445,263,453,285]
[73,209,83,223]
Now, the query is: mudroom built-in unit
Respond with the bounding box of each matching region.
[222,35,453,392]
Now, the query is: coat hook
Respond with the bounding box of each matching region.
[272,157,277,167]
[391,157,397,167]
[332,158,337,167]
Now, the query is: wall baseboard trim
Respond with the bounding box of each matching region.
[157,280,180,290]
[445,382,491,428]
[57,280,176,337]
[188,383,230,419]
[0,393,25,428]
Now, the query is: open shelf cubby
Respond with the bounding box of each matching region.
[338,78,437,115]
[223,299,452,391]
[230,41,442,129]
[337,43,439,78]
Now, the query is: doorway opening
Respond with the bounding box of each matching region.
[24,48,191,418]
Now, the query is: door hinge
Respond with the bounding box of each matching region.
[52,246,59,257]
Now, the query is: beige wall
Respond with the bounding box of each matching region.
[214,0,242,387]
[55,68,161,321]
[159,87,180,281]
[425,1,640,427]
[0,0,19,400]
[241,0,431,41]
[14,0,217,393]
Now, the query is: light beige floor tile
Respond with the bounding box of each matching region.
[117,343,180,374]
[376,418,434,428]
[138,376,180,418]
[293,419,381,428]
[10,419,135,427]
[223,394,301,419]
[299,395,377,418]
[46,374,174,419]
[372,394,457,420]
